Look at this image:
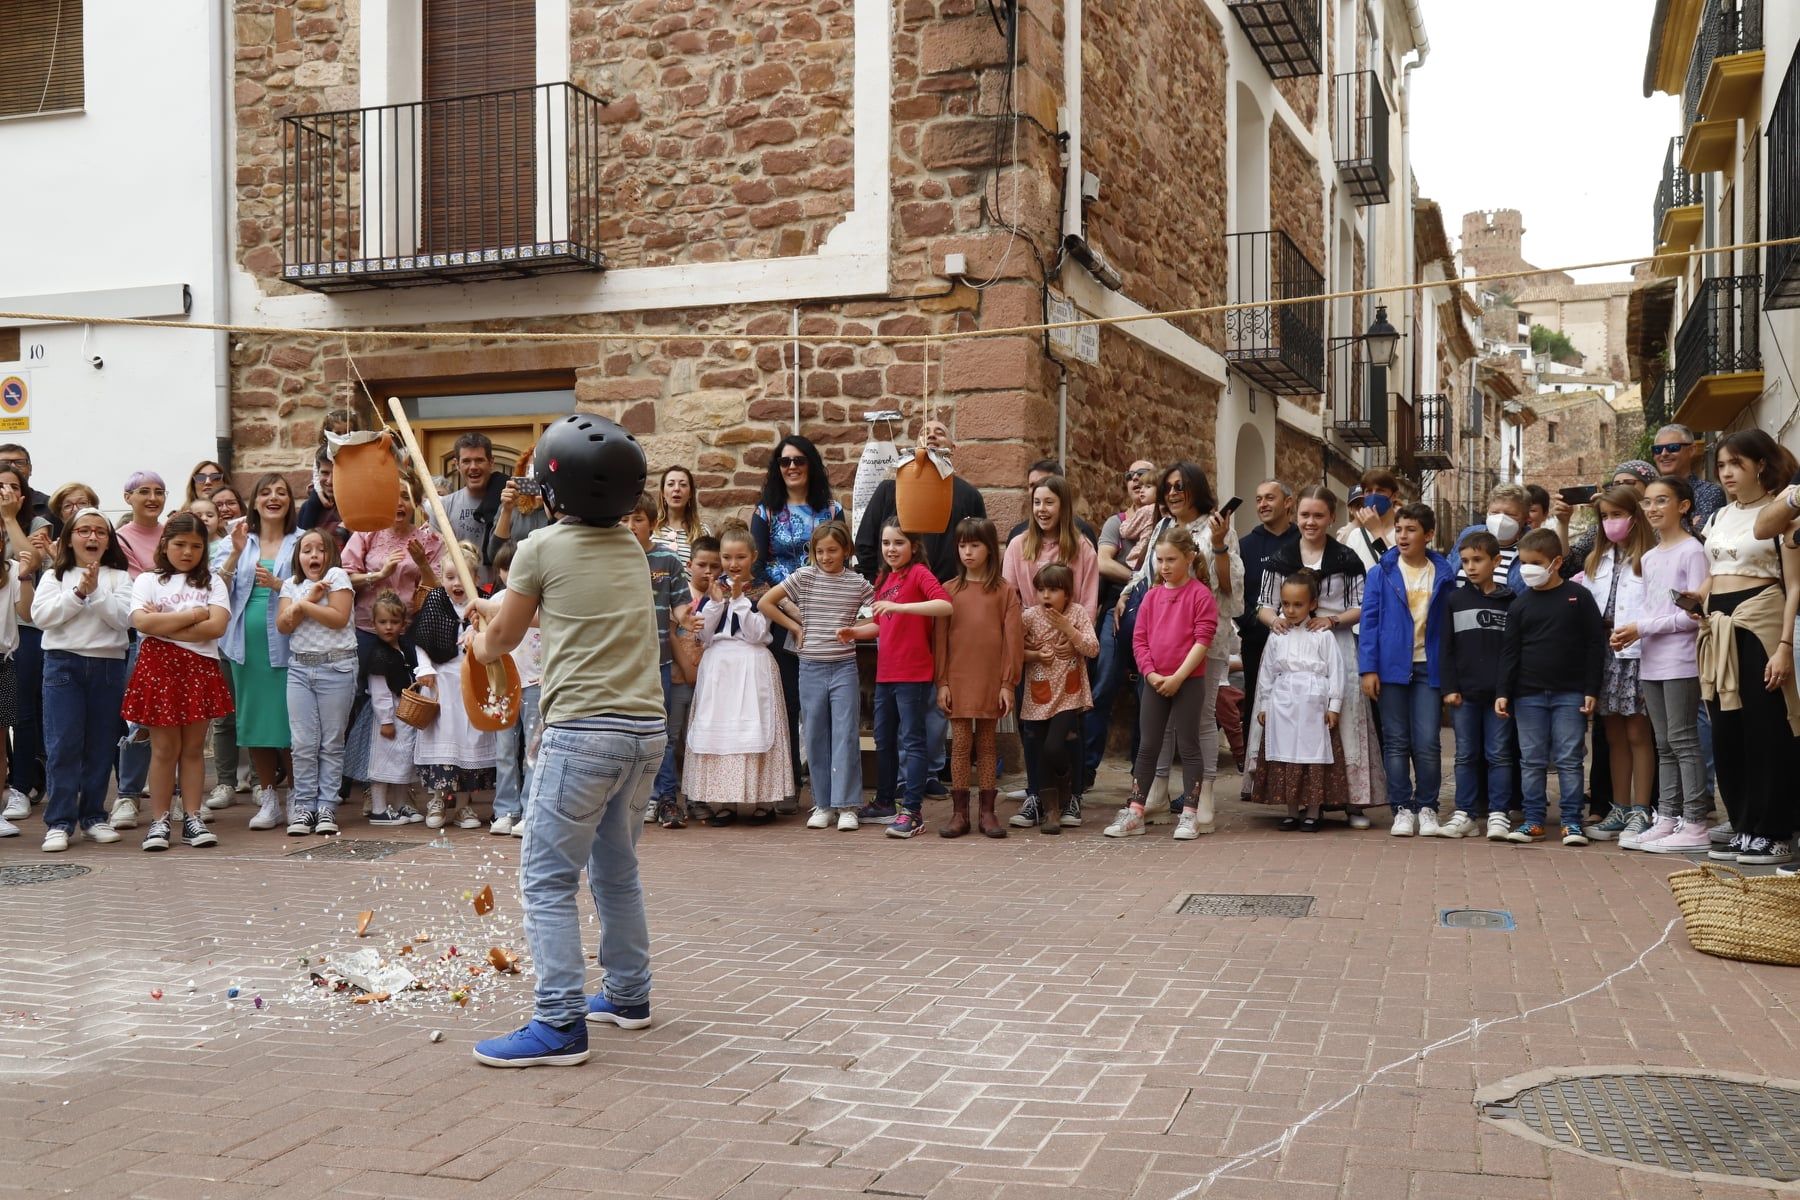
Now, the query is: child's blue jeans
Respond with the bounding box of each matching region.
[1450,696,1515,819]
[874,681,932,813]
[1513,690,1587,828]
[799,658,862,809]
[494,683,543,821]
[1376,666,1441,813]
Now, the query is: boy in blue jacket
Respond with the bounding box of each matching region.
[1358,503,1456,837]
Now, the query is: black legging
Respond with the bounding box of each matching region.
[1707,586,1800,841]
[1021,710,1082,796]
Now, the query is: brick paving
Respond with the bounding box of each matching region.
[0,760,1795,1200]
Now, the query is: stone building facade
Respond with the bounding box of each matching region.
[223,0,1434,533]
[1520,389,1625,493]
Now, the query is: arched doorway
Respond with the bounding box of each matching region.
[1231,424,1268,533]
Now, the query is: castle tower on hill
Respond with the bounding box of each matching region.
[1461,209,1527,276]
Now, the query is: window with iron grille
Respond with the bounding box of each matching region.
[0,0,82,119]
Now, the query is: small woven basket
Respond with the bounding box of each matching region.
[1666,864,1800,967]
[396,678,440,730]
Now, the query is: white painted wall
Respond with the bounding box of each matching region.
[1744,9,1800,452]
[0,1,225,518]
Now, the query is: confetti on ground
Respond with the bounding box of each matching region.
[429,1030,444,1042]
[148,989,162,1001]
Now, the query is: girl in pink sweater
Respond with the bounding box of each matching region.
[1106,526,1219,840]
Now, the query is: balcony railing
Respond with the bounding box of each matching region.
[1225,231,1324,395]
[1653,136,1701,250]
[1328,335,1387,448]
[1333,71,1390,206]
[282,82,607,292]
[1684,0,1762,127]
[1413,394,1453,471]
[1769,49,1800,310]
[1673,274,1761,429]
[1643,371,1674,434]
[1226,0,1322,80]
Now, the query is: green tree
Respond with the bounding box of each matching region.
[1530,324,1581,365]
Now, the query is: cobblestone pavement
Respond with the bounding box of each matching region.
[0,762,1794,1200]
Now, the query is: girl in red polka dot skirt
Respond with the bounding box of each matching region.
[123,513,234,852]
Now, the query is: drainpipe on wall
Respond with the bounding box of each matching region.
[1398,5,1429,410]
[209,0,234,469]
[1059,0,1081,468]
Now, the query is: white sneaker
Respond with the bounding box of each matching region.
[425,795,447,829]
[2,789,29,820]
[490,815,515,837]
[454,805,482,830]
[204,784,233,810]
[806,808,832,830]
[837,809,859,832]
[1486,812,1512,841]
[1347,809,1371,830]
[246,788,284,830]
[1439,811,1476,839]
[1390,810,1416,837]
[0,814,17,838]
[109,797,139,830]
[510,818,524,838]
[1002,786,1029,801]
[643,803,657,824]
[1104,807,1146,838]
[1622,814,1677,851]
[42,827,69,852]
[1173,810,1201,840]
[1417,808,1442,837]
[85,824,120,844]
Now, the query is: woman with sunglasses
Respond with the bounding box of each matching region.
[752,435,844,807]
[185,461,227,508]
[1110,461,1243,834]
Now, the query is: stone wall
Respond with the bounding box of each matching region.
[1270,121,1323,282]
[1275,419,1322,491]
[1522,391,1620,492]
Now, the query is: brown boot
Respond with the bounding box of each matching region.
[940,789,972,838]
[1039,784,1063,834]
[977,788,1006,837]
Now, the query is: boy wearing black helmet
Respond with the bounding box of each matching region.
[469,414,668,1068]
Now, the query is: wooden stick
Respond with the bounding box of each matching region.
[385,396,481,605]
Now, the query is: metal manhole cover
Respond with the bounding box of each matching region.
[285,839,416,862]
[0,863,91,886]
[1177,893,1314,918]
[1482,1073,1800,1182]
[1441,908,1515,930]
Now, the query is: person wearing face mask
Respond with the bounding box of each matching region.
[1451,485,1530,592]
[1339,470,1401,573]
[1556,459,1658,582]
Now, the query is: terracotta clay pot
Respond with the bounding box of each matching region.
[335,434,401,533]
[461,642,522,733]
[894,447,953,534]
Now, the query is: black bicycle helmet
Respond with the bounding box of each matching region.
[534,413,646,526]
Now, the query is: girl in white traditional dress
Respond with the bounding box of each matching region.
[362,590,424,826]
[1248,485,1386,826]
[683,525,791,826]
[412,542,496,831]
[1250,571,1345,831]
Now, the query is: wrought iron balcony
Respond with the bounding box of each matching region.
[1226,0,1321,80]
[1672,274,1762,430]
[1328,335,1387,448]
[282,82,607,292]
[1225,230,1324,395]
[1333,71,1390,206]
[1685,0,1763,128]
[1413,394,1453,471]
[1652,137,1702,270]
[1769,50,1800,310]
[1642,370,1674,435]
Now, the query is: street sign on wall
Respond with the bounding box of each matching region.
[0,371,29,433]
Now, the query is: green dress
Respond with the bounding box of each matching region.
[233,559,290,748]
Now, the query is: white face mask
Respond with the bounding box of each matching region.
[1518,563,1552,589]
[1486,513,1521,543]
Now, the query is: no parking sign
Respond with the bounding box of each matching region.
[0,373,28,433]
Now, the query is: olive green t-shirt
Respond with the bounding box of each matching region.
[505,521,664,727]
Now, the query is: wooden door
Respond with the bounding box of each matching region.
[422,0,536,255]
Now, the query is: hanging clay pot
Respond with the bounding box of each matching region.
[894,447,954,534]
[335,433,401,533]
[461,641,522,733]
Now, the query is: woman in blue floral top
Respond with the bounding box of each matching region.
[752,435,844,803]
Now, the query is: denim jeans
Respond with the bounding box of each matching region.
[1513,691,1587,828]
[116,638,149,797]
[874,681,932,812]
[651,662,682,803]
[494,683,543,820]
[1449,696,1514,819]
[1376,667,1442,813]
[287,659,358,814]
[925,702,948,783]
[42,651,127,833]
[519,721,665,1026]
[11,623,44,795]
[1083,611,1128,781]
[800,658,862,809]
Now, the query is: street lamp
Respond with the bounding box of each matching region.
[1363,304,1400,368]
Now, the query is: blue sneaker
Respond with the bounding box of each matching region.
[472,1019,589,1068]
[586,994,652,1030]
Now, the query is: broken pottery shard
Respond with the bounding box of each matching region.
[351,991,391,1005]
[356,910,374,937]
[472,886,494,916]
[486,947,520,974]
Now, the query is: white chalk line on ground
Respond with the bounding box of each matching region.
[1169,917,1683,1199]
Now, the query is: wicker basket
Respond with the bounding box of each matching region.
[396,679,440,730]
[1667,864,1800,967]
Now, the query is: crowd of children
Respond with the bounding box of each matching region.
[0,421,1794,870]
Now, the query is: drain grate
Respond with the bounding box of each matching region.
[1482,1073,1800,1182]
[1441,908,1515,930]
[285,839,416,862]
[1177,893,1314,918]
[0,863,92,887]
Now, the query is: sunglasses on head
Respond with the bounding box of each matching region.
[1650,443,1692,456]
[778,455,808,469]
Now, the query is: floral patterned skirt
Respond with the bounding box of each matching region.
[1247,726,1351,810]
[1598,649,1646,717]
[418,764,494,795]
